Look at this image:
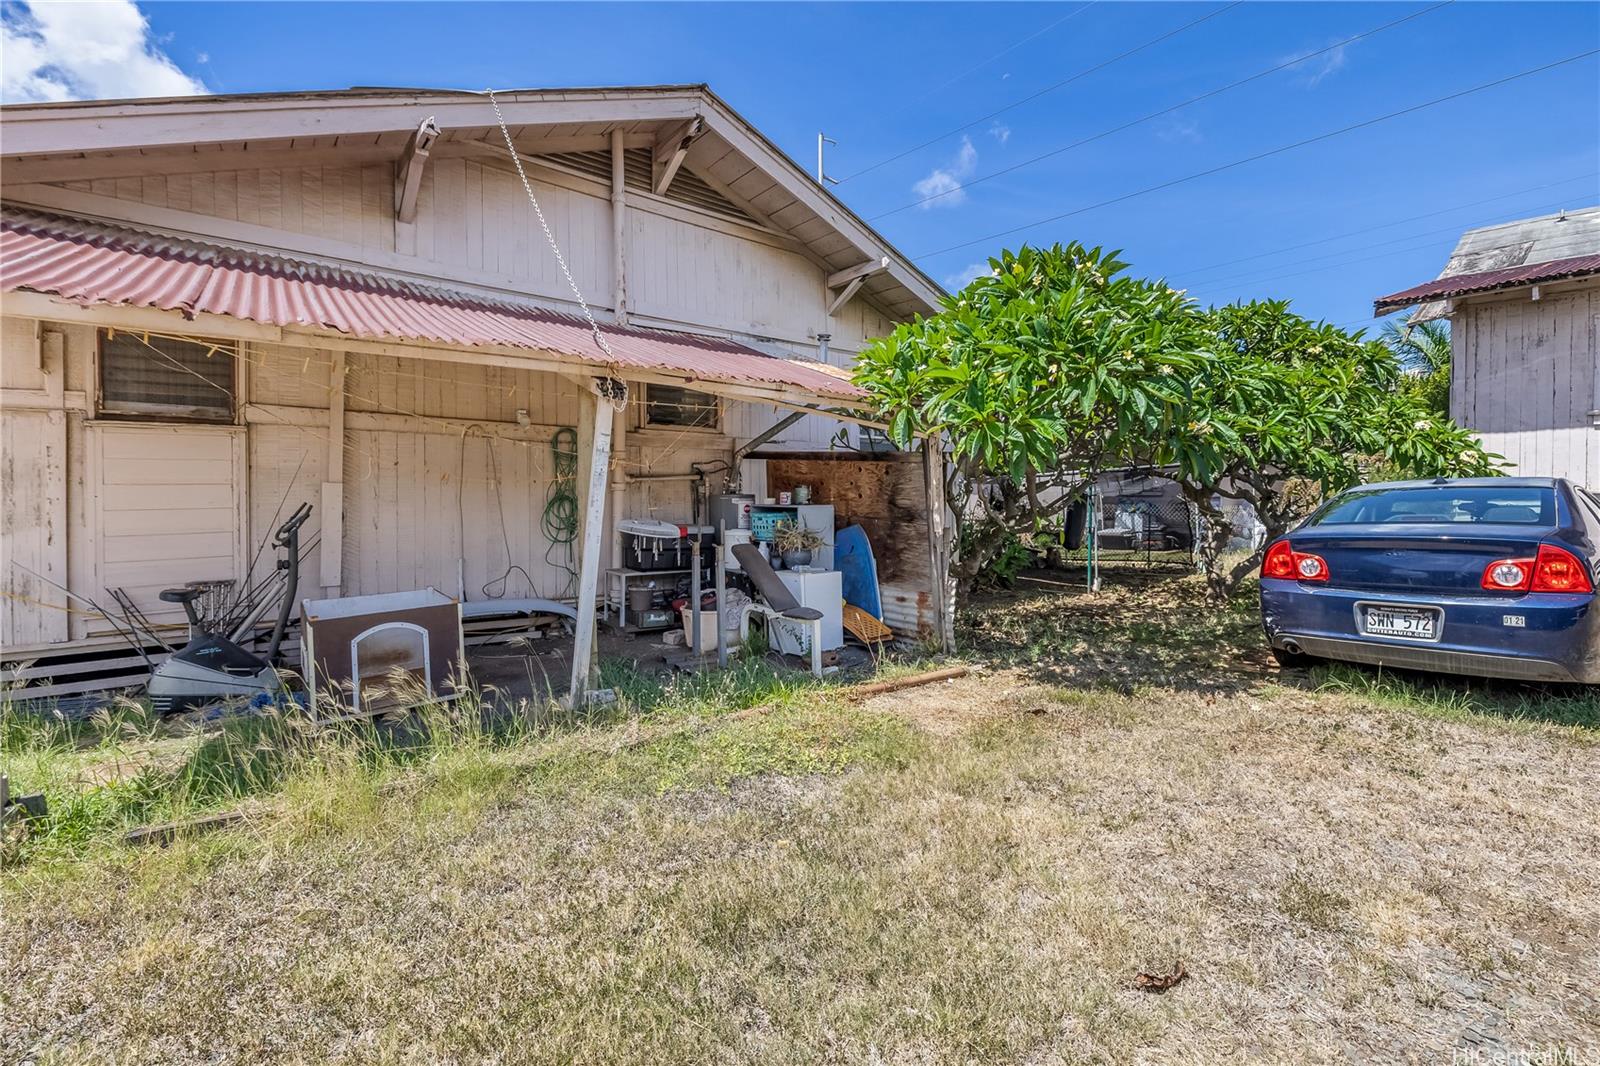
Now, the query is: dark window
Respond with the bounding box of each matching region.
[857,426,897,453]
[98,330,236,422]
[645,384,718,429]
[1311,485,1556,527]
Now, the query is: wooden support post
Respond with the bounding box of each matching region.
[609,404,627,570]
[923,437,954,654]
[320,351,346,594]
[611,128,629,325]
[568,378,627,708]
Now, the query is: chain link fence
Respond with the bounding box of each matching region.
[1049,490,1200,572]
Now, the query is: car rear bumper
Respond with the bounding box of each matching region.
[1261,580,1600,684]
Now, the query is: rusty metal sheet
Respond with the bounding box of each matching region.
[1373,253,1600,315]
[0,207,863,400]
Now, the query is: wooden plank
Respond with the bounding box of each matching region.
[1,94,702,157]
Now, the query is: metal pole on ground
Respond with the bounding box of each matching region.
[689,535,702,660]
[715,521,728,669]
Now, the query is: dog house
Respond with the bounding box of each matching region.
[301,589,464,716]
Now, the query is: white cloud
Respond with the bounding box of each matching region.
[912,136,978,209]
[1283,41,1349,88]
[988,123,1011,145]
[1,0,206,104]
[944,260,992,291]
[1157,117,1203,144]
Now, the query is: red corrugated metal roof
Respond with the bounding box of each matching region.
[1373,253,1600,315]
[0,207,864,401]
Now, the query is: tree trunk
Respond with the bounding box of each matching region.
[1181,485,1236,607]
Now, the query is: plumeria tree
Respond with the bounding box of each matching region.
[855,243,1212,590]
[1160,301,1497,602]
[855,248,1499,603]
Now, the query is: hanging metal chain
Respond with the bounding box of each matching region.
[486,88,617,362]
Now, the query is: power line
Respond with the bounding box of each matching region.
[836,1,1243,184]
[1190,195,1574,292]
[1168,173,1597,277]
[913,48,1600,261]
[883,1,1101,119]
[869,0,1455,219]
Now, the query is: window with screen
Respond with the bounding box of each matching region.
[645,384,718,429]
[98,331,237,422]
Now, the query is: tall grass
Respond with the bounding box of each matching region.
[2,650,916,867]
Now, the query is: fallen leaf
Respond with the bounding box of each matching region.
[1132,960,1188,993]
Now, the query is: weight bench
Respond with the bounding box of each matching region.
[731,543,824,677]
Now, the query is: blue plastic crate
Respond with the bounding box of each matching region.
[750,508,789,542]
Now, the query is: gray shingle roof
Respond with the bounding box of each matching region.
[1396,204,1600,320]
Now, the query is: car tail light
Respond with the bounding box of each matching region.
[1261,540,1329,582]
[1530,544,1594,594]
[1481,545,1595,593]
[1481,557,1534,591]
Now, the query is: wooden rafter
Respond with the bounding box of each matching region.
[652,116,703,196]
[394,116,440,224]
[826,256,888,315]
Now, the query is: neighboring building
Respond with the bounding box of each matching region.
[1374,206,1599,488]
[0,86,952,699]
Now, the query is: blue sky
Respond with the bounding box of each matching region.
[5,1,1598,331]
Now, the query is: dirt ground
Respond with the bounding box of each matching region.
[4,572,1598,1064]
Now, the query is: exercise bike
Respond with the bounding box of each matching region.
[147,503,312,713]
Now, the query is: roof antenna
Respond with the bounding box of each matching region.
[817,132,839,186]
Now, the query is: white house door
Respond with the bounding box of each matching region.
[89,423,247,633]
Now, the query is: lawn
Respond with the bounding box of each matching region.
[4,572,1598,1064]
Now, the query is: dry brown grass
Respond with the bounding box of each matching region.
[5,576,1599,1064]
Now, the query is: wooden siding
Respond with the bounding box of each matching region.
[1,409,68,645]
[1453,286,1599,488]
[88,423,246,631]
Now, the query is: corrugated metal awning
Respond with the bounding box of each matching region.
[1373,253,1600,316]
[0,207,865,401]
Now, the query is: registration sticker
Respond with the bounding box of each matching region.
[1502,614,1526,628]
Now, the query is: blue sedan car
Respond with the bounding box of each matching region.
[1260,477,1600,684]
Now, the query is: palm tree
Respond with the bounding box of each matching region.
[1381,318,1451,417]
[1380,318,1451,375]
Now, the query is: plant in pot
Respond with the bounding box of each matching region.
[772,520,824,570]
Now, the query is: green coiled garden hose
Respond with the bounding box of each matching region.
[543,427,579,596]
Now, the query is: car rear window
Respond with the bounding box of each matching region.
[1312,485,1555,526]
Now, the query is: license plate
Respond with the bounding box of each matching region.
[1360,605,1440,641]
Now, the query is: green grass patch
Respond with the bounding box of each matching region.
[1313,663,1600,735]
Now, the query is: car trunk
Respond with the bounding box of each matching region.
[1288,524,1551,595]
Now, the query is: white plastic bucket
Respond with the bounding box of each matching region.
[723,528,754,572]
[681,607,742,650]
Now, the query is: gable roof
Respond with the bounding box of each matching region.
[0,85,944,320]
[1372,205,1600,320]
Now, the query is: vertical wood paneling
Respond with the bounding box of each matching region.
[89,424,245,629]
[1458,289,1598,487]
[1,409,69,645]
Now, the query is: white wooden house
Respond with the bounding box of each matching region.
[0,86,952,701]
[1374,206,1599,488]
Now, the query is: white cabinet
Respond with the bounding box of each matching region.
[772,569,843,655]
